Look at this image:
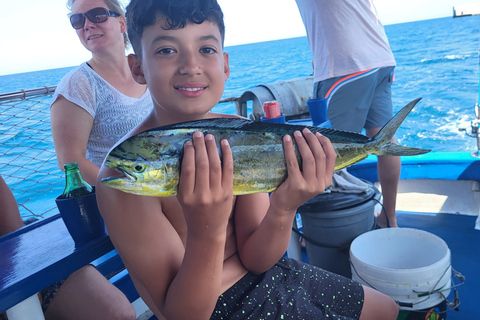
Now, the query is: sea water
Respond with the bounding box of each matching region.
[1,15,479,218]
[1,16,479,153]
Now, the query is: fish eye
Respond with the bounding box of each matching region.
[133,163,146,173]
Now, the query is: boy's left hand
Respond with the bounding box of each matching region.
[269,128,336,215]
[177,132,234,237]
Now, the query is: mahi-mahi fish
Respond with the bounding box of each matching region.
[102,98,429,196]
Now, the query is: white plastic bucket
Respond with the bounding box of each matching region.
[350,228,451,311]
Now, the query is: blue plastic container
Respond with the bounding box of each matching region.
[307,98,328,126]
[55,186,106,245]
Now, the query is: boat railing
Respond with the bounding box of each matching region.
[459,103,480,157]
[0,86,57,103]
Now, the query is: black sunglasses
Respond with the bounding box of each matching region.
[70,7,120,29]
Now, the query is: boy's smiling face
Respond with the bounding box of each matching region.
[130,14,230,123]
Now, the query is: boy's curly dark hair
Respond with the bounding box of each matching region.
[126,0,225,56]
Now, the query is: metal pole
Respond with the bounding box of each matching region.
[0,86,56,102]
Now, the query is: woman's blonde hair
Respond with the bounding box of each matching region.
[67,0,130,48]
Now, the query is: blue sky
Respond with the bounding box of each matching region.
[1,0,479,76]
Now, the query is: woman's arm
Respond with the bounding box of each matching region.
[0,174,23,236]
[50,95,99,185]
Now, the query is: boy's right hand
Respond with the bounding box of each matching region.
[177,131,234,237]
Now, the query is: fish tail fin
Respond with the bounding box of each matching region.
[377,142,431,156]
[369,97,430,156]
[370,98,421,144]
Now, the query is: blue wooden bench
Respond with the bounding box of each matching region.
[0,213,155,319]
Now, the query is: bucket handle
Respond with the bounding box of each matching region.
[350,262,465,311]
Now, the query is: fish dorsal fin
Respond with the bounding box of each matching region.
[142,118,370,143]
[258,121,371,143]
[156,118,254,131]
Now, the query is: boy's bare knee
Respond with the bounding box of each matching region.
[360,285,399,320]
[382,297,399,320]
[80,266,136,319]
[104,303,136,320]
[46,265,136,320]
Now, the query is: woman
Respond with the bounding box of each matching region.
[51,0,153,185]
[47,0,153,318]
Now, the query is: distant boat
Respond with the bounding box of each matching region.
[453,3,480,17]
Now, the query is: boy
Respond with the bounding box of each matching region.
[96,0,399,319]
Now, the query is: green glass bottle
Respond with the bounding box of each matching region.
[62,162,93,198]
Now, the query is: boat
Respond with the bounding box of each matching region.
[453,4,480,18]
[0,77,479,319]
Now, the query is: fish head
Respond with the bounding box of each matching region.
[101,132,181,197]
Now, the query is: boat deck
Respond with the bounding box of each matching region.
[394,211,479,319]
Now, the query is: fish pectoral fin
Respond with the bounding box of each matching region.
[377,143,431,156]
